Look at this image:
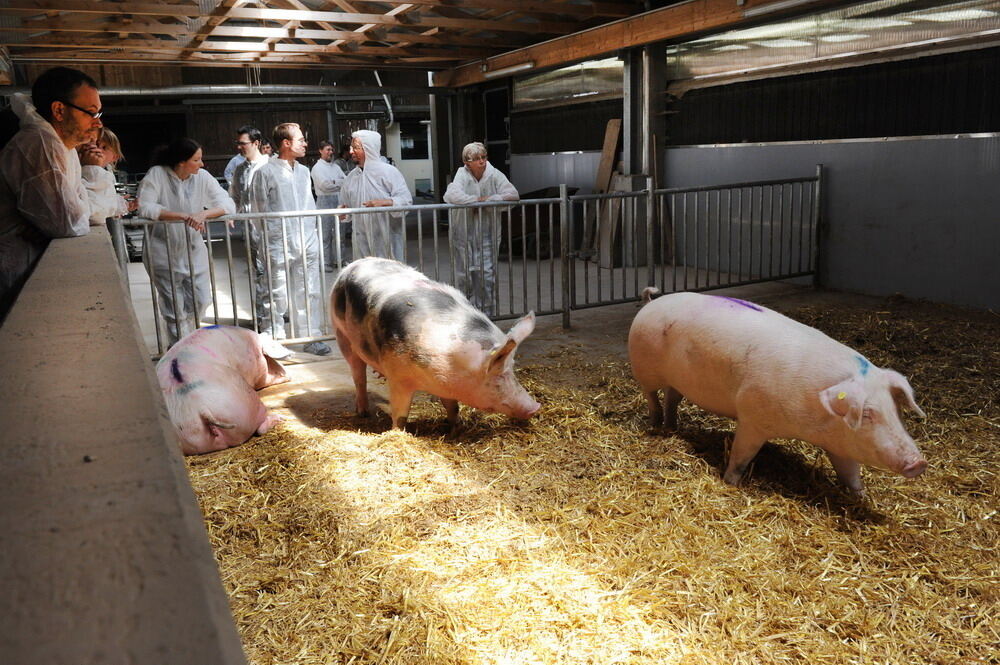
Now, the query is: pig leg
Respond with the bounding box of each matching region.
[663,386,683,432]
[388,379,415,430]
[825,451,866,497]
[336,334,370,416]
[441,398,460,428]
[643,389,662,429]
[723,422,767,486]
[257,412,283,435]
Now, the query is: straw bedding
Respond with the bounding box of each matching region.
[187,293,998,664]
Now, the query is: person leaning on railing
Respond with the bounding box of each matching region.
[443,141,520,316]
[78,127,137,225]
[136,137,235,347]
[0,66,103,323]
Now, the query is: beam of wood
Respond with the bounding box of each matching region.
[339,0,635,19]
[434,0,853,86]
[5,2,578,33]
[10,16,194,36]
[7,51,436,69]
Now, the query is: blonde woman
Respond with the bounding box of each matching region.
[78,127,137,224]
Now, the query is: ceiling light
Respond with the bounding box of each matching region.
[482,61,535,79]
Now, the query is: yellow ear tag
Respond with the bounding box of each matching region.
[837,391,847,400]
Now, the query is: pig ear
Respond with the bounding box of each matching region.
[487,338,516,375]
[506,311,536,345]
[885,369,927,419]
[819,377,865,430]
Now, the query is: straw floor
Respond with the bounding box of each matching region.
[186,291,999,665]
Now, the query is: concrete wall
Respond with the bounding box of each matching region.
[510,134,1000,310]
[0,230,247,665]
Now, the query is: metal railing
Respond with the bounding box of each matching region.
[111,167,822,356]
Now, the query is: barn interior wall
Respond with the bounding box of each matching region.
[663,136,1000,311]
[666,46,1000,145]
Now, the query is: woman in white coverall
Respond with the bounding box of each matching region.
[443,142,519,315]
[339,129,412,261]
[137,137,235,346]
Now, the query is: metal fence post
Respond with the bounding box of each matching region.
[812,164,824,288]
[560,183,571,329]
[646,175,655,288]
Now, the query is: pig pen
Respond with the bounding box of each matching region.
[185,283,998,665]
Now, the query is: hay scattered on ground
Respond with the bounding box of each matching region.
[187,295,999,664]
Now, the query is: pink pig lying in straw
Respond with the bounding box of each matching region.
[628,289,928,496]
[157,325,290,455]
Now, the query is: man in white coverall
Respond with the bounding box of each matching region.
[310,140,347,271]
[443,142,519,315]
[339,129,411,261]
[249,123,330,356]
[228,125,290,357]
[0,66,101,321]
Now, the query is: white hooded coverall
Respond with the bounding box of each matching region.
[339,130,412,261]
[0,93,91,319]
[443,161,519,315]
[137,166,235,345]
[248,157,324,341]
[81,165,128,224]
[310,158,347,268]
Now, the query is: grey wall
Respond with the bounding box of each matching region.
[665,136,1000,310]
[511,135,1000,310]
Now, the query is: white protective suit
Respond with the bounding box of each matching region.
[81,165,128,224]
[310,158,348,269]
[229,153,273,335]
[443,161,519,314]
[248,157,324,341]
[339,130,412,261]
[137,165,235,345]
[0,93,90,319]
[223,153,245,187]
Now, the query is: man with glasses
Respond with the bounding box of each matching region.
[248,123,331,356]
[0,66,102,322]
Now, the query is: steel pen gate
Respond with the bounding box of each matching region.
[111,168,821,356]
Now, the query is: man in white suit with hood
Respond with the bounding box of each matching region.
[339,129,411,261]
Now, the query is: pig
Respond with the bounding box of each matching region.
[330,257,540,430]
[628,289,928,496]
[157,325,290,455]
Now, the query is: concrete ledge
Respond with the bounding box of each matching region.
[0,229,247,664]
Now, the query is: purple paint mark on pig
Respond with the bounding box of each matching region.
[171,358,184,384]
[712,295,763,312]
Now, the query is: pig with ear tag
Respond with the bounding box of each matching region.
[157,325,290,455]
[330,257,540,431]
[628,289,927,497]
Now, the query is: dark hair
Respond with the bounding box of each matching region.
[261,139,272,149]
[31,67,98,122]
[154,137,202,168]
[236,124,261,143]
[318,140,333,150]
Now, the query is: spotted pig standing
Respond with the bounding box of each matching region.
[330,258,540,430]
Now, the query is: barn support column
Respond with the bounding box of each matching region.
[623,44,667,186]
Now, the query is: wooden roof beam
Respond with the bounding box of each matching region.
[434,0,855,86]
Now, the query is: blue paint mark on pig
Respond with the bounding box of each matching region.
[856,355,871,376]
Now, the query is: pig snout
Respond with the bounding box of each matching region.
[513,399,541,420]
[900,458,928,479]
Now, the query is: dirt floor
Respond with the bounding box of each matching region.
[186,282,999,665]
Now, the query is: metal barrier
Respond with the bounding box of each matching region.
[111,168,821,356]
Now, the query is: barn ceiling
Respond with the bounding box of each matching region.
[0,0,644,71]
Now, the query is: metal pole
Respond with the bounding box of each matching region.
[646,176,655,288]
[560,183,571,329]
[811,164,824,288]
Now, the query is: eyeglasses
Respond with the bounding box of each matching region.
[61,100,103,119]
[234,140,252,146]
